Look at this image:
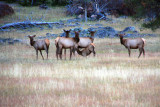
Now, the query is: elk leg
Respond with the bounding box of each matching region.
[56,47,58,60]
[72,48,75,56]
[58,46,62,60]
[142,48,145,57]
[128,48,131,57]
[138,48,143,58]
[39,50,44,60]
[59,48,63,60]
[36,50,38,60]
[44,45,49,59]
[47,46,49,59]
[93,49,96,57]
[64,49,66,60]
[70,48,73,60]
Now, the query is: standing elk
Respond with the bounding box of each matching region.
[55,29,71,60]
[72,30,96,56]
[78,31,96,48]
[28,35,50,60]
[77,43,96,57]
[56,31,80,60]
[118,34,145,58]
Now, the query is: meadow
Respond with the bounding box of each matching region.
[0,5,160,107]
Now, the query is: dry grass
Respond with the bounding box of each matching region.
[0,36,160,107]
[0,5,73,25]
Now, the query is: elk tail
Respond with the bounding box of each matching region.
[142,38,146,46]
[45,39,50,47]
[90,43,95,47]
[55,37,60,46]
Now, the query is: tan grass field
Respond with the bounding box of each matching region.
[0,5,160,107]
[0,36,160,106]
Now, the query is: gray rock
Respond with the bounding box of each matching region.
[46,33,58,38]
[0,37,23,45]
[95,26,118,38]
[66,18,81,24]
[122,26,138,33]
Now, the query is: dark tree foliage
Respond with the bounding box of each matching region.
[51,0,69,6]
[125,0,160,30]
[3,0,69,6]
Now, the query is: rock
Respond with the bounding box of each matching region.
[39,4,48,9]
[46,33,58,38]
[66,18,81,24]
[88,27,97,32]
[37,33,58,39]
[94,26,118,38]
[0,38,23,45]
[122,26,138,33]
[13,39,22,43]
[0,3,14,18]
[73,27,83,32]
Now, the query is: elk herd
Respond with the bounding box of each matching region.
[28,29,146,60]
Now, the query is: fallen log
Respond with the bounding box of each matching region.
[0,21,64,30]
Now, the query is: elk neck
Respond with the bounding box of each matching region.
[74,34,80,43]
[120,37,125,45]
[65,33,69,38]
[30,39,35,46]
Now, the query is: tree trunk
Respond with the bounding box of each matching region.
[85,2,87,23]
[31,0,34,5]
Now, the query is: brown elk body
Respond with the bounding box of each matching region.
[119,34,145,58]
[55,29,71,60]
[56,31,80,60]
[28,35,50,60]
[78,31,95,48]
[77,43,96,57]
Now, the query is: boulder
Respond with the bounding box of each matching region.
[39,4,48,9]
[0,38,23,45]
[122,26,138,33]
[0,3,14,18]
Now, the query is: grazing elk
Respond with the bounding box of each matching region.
[118,34,145,58]
[28,35,50,60]
[55,29,71,60]
[77,43,96,57]
[56,31,80,60]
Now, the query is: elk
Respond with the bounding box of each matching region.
[28,35,50,60]
[56,31,80,60]
[78,31,96,48]
[118,34,145,58]
[77,43,96,57]
[55,29,71,60]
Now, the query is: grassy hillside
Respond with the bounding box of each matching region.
[0,5,160,107]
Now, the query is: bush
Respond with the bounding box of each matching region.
[0,3,14,18]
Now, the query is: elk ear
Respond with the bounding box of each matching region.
[63,29,66,32]
[78,30,81,33]
[33,35,36,37]
[27,35,30,38]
